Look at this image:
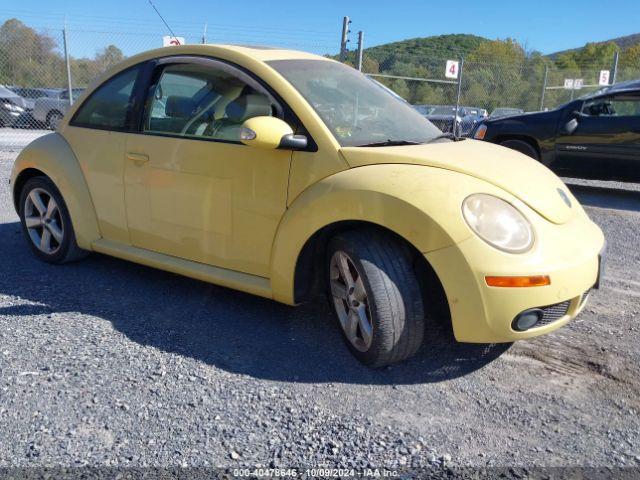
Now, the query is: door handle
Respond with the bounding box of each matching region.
[126,152,149,165]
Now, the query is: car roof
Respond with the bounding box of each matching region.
[584,78,640,99]
[124,43,332,65]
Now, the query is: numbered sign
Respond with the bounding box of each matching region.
[162,36,185,47]
[599,70,611,86]
[563,79,574,90]
[574,78,584,90]
[445,60,459,79]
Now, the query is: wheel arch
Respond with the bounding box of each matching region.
[11,133,101,250]
[493,134,541,159]
[269,165,473,306]
[12,167,47,211]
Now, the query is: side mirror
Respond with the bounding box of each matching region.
[240,116,307,150]
[562,118,579,135]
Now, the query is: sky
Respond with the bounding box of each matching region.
[1,0,640,58]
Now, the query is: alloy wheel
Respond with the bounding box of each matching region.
[329,251,374,352]
[23,187,65,255]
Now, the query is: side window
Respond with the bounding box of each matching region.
[144,63,276,142]
[582,95,640,117]
[72,66,140,130]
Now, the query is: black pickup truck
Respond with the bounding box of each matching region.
[472,79,640,182]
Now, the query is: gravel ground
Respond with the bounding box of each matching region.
[0,148,639,474]
[0,128,49,152]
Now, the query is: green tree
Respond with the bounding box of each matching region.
[0,19,128,88]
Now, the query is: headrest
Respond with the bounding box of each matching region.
[165,96,196,118]
[214,85,244,120]
[225,94,272,123]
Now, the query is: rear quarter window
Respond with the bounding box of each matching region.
[71,66,140,130]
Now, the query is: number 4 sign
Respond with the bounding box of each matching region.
[445,60,459,79]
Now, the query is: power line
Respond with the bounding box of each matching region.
[0,8,338,36]
[146,0,177,39]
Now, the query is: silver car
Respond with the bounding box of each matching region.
[32,88,84,130]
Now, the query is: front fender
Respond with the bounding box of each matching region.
[269,163,507,304]
[11,133,101,250]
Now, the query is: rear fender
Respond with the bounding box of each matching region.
[10,133,101,250]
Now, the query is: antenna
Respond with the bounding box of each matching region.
[147,0,178,39]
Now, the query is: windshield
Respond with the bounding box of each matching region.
[268,59,441,147]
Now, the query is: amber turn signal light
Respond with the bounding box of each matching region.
[485,275,551,287]
[473,124,487,140]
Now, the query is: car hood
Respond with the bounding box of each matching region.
[339,139,575,225]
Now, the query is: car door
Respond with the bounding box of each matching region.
[123,57,292,278]
[555,93,640,179]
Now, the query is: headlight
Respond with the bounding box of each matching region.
[2,103,23,112]
[462,194,534,253]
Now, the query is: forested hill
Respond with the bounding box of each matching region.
[361,34,488,67]
[550,33,640,58]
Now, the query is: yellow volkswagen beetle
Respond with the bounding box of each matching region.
[10,45,605,367]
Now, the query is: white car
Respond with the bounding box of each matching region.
[32,88,84,129]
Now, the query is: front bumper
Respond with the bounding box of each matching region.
[0,110,21,125]
[425,210,605,343]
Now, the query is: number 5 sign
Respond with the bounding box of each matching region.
[445,60,460,79]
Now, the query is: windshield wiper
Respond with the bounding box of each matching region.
[357,139,422,147]
[426,132,464,143]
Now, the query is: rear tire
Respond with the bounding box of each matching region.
[19,176,88,264]
[326,229,425,368]
[46,110,63,130]
[499,139,539,160]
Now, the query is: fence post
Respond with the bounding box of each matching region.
[612,50,619,84]
[540,66,549,111]
[62,25,73,106]
[356,31,364,71]
[454,57,464,136]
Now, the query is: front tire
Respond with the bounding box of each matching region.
[499,139,539,160]
[326,229,425,368]
[19,176,87,264]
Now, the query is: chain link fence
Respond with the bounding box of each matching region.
[0,21,335,152]
[1,17,640,152]
[360,51,640,137]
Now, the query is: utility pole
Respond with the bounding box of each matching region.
[202,23,207,44]
[612,50,619,84]
[339,16,351,62]
[356,31,364,71]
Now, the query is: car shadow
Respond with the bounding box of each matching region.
[0,221,509,385]
[567,183,640,213]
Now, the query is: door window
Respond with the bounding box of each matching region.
[71,67,139,130]
[144,63,277,142]
[582,95,640,117]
